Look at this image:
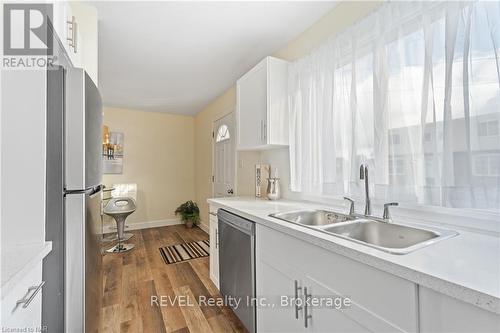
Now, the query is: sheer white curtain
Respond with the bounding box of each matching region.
[289,1,500,210]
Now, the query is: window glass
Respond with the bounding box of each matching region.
[288,1,500,211]
[216,124,230,142]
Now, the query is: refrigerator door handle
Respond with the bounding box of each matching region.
[65,185,103,196]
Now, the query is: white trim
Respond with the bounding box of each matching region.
[103,218,181,233]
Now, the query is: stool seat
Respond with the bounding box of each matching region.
[104,197,136,215]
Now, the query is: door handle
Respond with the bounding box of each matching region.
[294,280,302,319]
[304,287,312,328]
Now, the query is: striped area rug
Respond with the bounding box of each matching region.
[159,240,210,265]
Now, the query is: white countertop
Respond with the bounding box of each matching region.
[1,241,52,299]
[207,197,500,314]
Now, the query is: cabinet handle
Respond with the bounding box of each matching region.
[215,228,219,249]
[263,121,267,141]
[16,281,45,309]
[66,16,77,53]
[304,287,312,328]
[294,280,302,319]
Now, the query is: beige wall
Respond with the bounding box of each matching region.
[194,1,382,226]
[103,107,195,227]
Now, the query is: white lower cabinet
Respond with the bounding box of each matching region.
[1,262,43,331]
[209,210,220,289]
[256,224,419,333]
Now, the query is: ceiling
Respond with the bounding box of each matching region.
[92,1,337,115]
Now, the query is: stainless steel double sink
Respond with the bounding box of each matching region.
[269,209,458,254]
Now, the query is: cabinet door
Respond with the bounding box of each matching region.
[1,262,43,330]
[237,60,267,149]
[52,2,88,72]
[304,276,371,333]
[69,2,99,84]
[209,214,219,288]
[419,287,500,332]
[256,252,304,333]
[60,4,80,66]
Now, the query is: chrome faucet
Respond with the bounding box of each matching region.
[383,202,399,222]
[359,164,371,216]
[343,197,355,215]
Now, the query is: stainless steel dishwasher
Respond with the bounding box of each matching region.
[218,209,256,333]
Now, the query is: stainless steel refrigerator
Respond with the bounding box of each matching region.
[43,66,103,333]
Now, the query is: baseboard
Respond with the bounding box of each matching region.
[198,222,209,234]
[103,218,182,234]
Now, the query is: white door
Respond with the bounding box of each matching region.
[214,112,235,197]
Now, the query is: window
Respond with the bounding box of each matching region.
[215,124,230,142]
[390,134,401,145]
[389,157,406,176]
[288,1,500,210]
[473,154,500,176]
[478,120,499,137]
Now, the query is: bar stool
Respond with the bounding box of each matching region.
[104,197,136,253]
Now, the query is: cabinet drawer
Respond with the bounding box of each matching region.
[1,262,43,331]
[257,225,418,332]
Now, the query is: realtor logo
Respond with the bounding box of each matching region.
[3,3,53,56]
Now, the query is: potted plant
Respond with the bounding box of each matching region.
[175,200,200,229]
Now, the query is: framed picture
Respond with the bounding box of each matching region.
[103,131,124,174]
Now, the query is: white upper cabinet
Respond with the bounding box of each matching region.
[236,56,288,150]
[52,2,98,85]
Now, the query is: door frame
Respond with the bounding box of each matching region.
[212,109,238,198]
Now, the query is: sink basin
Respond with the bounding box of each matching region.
[269,209,458,254]
[323,220,458,254]
[269,209,357,226]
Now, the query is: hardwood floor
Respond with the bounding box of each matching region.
[101,225,247,333]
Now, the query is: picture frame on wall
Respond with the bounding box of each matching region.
[103,129,124,174]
